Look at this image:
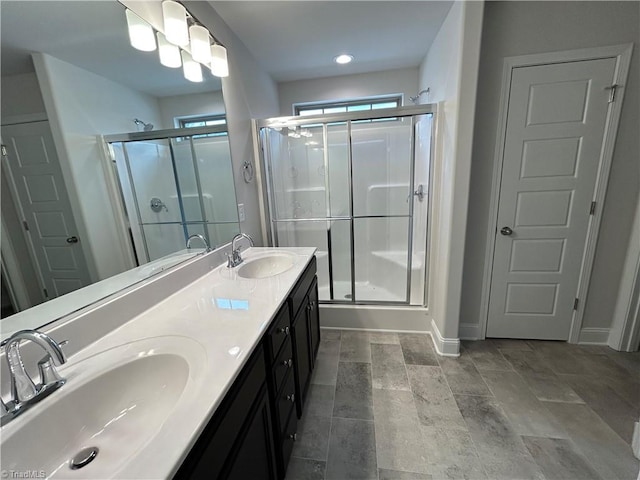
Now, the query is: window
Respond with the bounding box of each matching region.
[178,114,227,138]
[294,96,401,117]
[179,114,227,129]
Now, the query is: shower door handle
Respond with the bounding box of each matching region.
[407,184,425,202]
[66,236,79,244]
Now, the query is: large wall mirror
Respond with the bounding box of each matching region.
[0,1,239,337]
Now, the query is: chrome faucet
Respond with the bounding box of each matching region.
[1,330,67,425]
[186,233,211,252]
[227,233,254,268]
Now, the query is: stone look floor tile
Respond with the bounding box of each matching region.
[543,401,640,480]
[454,394,545,480]
[490,339,533,351]
[305,383,335,418]
[399,333,439,366]
[371,343,410,390]
[333,362,374,420]
[462,340,513,372]
[560,373,637,443]
[421,426,486,479]
[500,350,556,376]
[312,339,340,386]
[292,414,332,461]
[438,355,492,396]
[375,421,430,474]
[320,328,342,342]
[367,331,400,344]
[373,388,419,425]
[285,457,326,480]
[378,468,432,480]
[340,331,372,363]
[480,370,568,438]
[518,372,585,404]
[521,436,602,480]
[406,365,467,430]
[326,417,378,480]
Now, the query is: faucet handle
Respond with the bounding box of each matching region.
[37,340,67,386]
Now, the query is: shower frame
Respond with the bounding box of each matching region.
[255,104,437,307]
[104,124,237,263]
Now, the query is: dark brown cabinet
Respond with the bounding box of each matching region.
[175,256,319,480]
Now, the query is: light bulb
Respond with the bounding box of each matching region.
[182,50,203,82]
[189,25,211,64]
[210,44,229,77]
[125,9,156,52]
[162,1,189,47]
[157,32,181,68]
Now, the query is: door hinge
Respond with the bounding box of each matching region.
[1,145,7,156]
[605,84,619,103]
[589,201,597,215]
[43,288,49,298]
[22,220,29,231]
[573,298,579,311]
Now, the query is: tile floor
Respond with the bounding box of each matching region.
[285,329,640,480]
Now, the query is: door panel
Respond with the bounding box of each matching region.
[2,121,91,299]
[487,57,617,339]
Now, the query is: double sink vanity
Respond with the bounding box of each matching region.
[0,246,320,479]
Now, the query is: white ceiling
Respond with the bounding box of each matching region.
[0,1,222,97]
[212,1,453,82]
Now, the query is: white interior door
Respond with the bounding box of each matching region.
[487,57,617,339]
[2,121,91,300]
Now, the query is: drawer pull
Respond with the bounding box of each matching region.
[283,358,293,368]
[276,326,290,335]
[286,393,295,403]
[289,433,297,441]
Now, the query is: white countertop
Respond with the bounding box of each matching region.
[0,247,316,479]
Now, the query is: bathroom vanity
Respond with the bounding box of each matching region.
[0,247,319,480]
[175,256,319,480]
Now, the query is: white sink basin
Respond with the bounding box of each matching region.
[237,254,295,279]
[1,336,205,479]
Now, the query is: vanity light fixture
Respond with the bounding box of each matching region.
[181,50,203,83]
[157,33,182,68]
[334,54,354,65]
[189,25,211,64]
[125,9,156,52]
[162,0,189,47]
[210,44,229,78]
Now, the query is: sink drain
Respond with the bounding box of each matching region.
[70,446,99,470]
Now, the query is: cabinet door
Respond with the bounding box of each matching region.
[226,387,278,480]
[307,278,320,367]
[292,302,311,418]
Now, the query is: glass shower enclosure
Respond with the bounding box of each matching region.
[105,125,240,263]
[257,105,435,305]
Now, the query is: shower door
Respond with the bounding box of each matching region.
[107,126,240,263]
[260,105,434,305]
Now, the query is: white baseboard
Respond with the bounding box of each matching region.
[578,327,610,345]
[459,322,482,340]
[430,319,460,357]
[319,304,430,332]
[632,421,640,460]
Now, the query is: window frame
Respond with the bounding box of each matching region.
[293,95,403,117]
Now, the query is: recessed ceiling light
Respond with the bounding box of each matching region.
[334,54,354,65]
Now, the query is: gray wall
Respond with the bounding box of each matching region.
[461,1,640,333]
[278,67,419,116]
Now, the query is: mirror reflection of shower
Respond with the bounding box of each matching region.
[409,88,430,104]
[133,118,154,131]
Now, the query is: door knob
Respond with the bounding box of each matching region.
[66,236,79,244]
[500,227,513,236]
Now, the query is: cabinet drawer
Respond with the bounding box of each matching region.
[280,411,298,477]
[288,256,316,318]
[272,337,294,394]
[276,371,296,435]
[266,303,291,361]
